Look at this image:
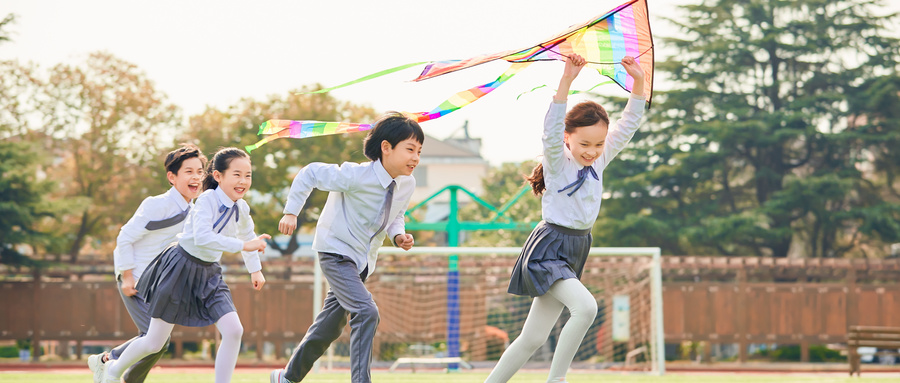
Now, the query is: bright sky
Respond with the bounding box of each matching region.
[3,0,898,165]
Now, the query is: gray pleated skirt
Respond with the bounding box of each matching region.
[508,221,592,297]
[136,243,236,327]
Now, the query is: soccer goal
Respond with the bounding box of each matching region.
[310,246,664,375]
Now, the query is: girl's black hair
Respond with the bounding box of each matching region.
[202,147,250,191]
[164,143,207,185]
[527,101,609,195]
[362,113,425,161]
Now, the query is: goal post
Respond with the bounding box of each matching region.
[311,246,665,375]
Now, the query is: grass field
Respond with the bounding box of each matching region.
[0,371,896,383]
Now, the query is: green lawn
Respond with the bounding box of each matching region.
[0,372,895,383]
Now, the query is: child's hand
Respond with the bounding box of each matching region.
[243,234,271,252]
[555,54,587,102]
[279,214,297,235]
[120,271,138,297]
[250,271,266,291]
[562,54,587,80]
[620,56,644,81]
[394,233,414,251]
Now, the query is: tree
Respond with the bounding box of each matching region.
[0,141,55,266]
[0,14,65,266]
[183,87,378,257]
[0,14,14,45]
[39,52,181,262]
[599,0,900,257]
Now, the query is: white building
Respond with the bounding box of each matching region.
[412,130,489,204]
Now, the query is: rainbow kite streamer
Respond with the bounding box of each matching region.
[247,0,653,152]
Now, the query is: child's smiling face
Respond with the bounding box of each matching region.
[169,157,204,201]
[213,157,252,201]
[565,122,609,167]
[381,137,422,178]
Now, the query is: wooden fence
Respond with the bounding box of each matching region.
[2,256,899,363]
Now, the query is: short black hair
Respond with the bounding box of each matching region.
[164,144,207,182]
[363,113,425,161]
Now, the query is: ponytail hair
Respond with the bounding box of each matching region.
[526,162,546,196]
[526,101,608,196]
[202,147,250,191]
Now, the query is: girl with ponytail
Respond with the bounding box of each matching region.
[487,54,647,383]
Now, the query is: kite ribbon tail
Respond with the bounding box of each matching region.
[570,80,616,95]
[245,127,290,153]
[412,62,532,123]
[297,61,431,95]
[515,80,616,100]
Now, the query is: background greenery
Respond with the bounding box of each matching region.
[2,0,899,266]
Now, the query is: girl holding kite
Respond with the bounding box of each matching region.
[486,53,646,383]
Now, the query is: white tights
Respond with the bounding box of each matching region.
[485,278,598,383]
[106,311,244,383]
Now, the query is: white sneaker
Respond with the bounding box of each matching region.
[100,360,119,383]
[270,368,292,383]
[87,353,106,383]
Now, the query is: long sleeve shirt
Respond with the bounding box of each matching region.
[178,187,262,273]
[283,159,414,278]
[541,94,646,230]
[114,187,191,280]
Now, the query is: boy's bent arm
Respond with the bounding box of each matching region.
[283,162,357,215]
[114,198,154,275]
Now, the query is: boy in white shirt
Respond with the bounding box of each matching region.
[270,113,423,383]
[88,144,206,383]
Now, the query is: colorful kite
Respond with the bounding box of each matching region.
[247,0,653,152]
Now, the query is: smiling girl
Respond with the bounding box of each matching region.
[88,144,205,383]
[486,54,646,383]
[102,147,271,383]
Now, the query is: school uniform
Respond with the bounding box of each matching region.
[509,94,646,297]
[280,159,414,383]
[109,186,191,382]
[136,187,262,327]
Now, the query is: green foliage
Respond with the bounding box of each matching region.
[753,344,846,362]
[0,140,55,266]
[37,52,181,262]
[599,0,900,257]
[0,13,14,44]
[0,345,19,358]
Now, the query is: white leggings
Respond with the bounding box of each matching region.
[485,278,598,383]
[106,311,244,383]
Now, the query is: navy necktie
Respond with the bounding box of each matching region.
[214,204,239,233]
[370,180,396,242]
[145,206,191,231]
[557,166,599,197]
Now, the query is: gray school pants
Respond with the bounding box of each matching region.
[110,276,169,383]
[284,252,379,383]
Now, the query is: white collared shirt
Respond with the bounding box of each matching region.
[284,159,414,278]
[114,187,191,280]
[541,94,645,230]
[178,187,262,273]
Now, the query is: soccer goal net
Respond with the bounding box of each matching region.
[310,246,664,374]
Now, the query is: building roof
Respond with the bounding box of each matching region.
[422,134,482,158]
